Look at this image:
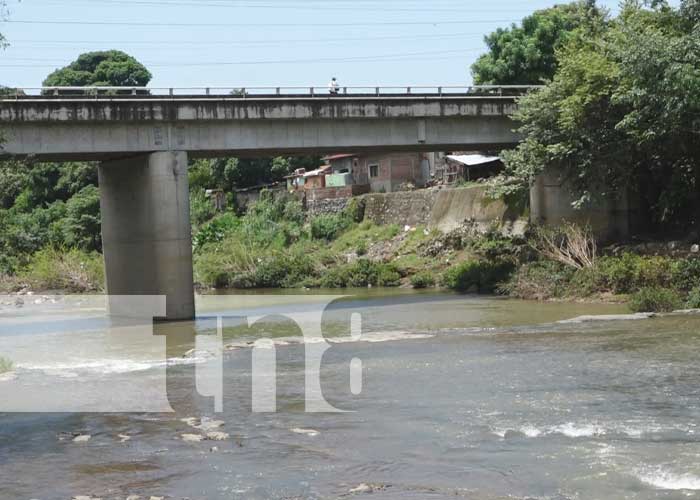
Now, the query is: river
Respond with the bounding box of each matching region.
[1,290,699,499]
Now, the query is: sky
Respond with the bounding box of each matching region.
[0,0,683,89]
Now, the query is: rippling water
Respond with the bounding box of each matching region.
[1,290,699,499]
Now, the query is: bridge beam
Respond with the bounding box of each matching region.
[98,151,195,321]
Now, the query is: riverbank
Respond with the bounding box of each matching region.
[4,192,700,313]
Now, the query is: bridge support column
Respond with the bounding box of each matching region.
[98,151,195,321]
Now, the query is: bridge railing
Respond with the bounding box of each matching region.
[0,85,542,99]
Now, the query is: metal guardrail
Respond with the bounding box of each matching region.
[0,85,542,99]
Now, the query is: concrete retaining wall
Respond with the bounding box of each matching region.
[362,186,527,233]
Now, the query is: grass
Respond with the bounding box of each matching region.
[0,356,14,374]
[20,248,104,292]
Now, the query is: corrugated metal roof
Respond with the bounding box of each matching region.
[323,154,357,161]
[446,154,501,166]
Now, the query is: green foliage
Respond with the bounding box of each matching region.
[310,213,353,241]
[43,50,152,87]
[629,287,682,313]
[472,1,604,85]
[442,260,514,293]
[497,1,700,229]
[21,248,104,292]
[0,356,13,375]
[684,285,700,309]
[190,190,217,230]
[320,259,400,288]
[499,260,576,299]
[596,253,675,294]
[672,258,700,291]
[344,197,366,223]
[411,271,436,289]
[54,185,102,251]
[192,213,240,252]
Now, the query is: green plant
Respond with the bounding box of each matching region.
[410,271,436,289]
[672,258,700,291]
[0,356,14,374]
[192,213,240,252]
[320,259,400,288]
[21,247,104,292]
[498,260,576,299]
[356,240,368,256]
[310,213,352,241]
[629,287,682,313]
[684,286,700,309]
[442,260,514,293]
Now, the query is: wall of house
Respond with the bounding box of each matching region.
[354,152,426,193]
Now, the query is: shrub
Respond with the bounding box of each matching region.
[442,260,514,293]
[531,223,597,269]
[685,286,700,309]
[190,190,217,229]
[597,254,675,294]
[192,213,240,252]
[672,258,700,291]
[310,213,352,241]
[356,240,368,256]
[0,356,14,374]
[344,197,366,223]
[629,287,682,313]
[21,247,104,292]
[498,260,576,299]
[193,239,257,288]
[320,259,400,288]
[411,271,436,289]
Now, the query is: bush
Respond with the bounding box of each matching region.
[21,247,104,292]
[320,259,400,288]
[672,258,700,291]
[628,287,682,313]
[344,197,366,223]
[190,190,217,229]
[0,356,14,374]
[685,286,700,309]
[192,213,240,252]
[411,271,436,289]
[310,213,352,241]
[499,260,584,299]
[596,253,675,294]
[442,260,514,293]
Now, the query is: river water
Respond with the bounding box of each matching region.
[1,290,700,499]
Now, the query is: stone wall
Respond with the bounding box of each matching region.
[363,186,527,234]
[306,197,352,217]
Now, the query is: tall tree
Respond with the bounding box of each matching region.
[43,50,152,87]
[496,0,700,230]
[471,0,604,85]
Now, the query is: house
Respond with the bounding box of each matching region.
[285,165,331,192]
[442,154,503,183]
[325,152,430,193]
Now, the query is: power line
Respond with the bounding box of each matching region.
[2,18,518,28]
[48,0,536,13]
[0,47,484,68]
[9,32,485,47]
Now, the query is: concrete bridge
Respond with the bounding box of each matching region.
[0,86,534,320]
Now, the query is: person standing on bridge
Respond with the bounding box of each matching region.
[328,77,340,95]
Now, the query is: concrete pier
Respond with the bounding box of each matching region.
[98,151,195,321]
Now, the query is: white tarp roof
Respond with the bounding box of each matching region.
[446,154,501,166]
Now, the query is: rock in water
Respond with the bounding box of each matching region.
[72,434,91,443]
[181,433,204,442]
[206,431,229,441]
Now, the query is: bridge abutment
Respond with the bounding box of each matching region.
[98,151,195,321]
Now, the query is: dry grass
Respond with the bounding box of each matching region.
[532,222,597,270]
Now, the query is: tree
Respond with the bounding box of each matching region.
[471,0,604,85]
[496,0,700,230]
[43,50,152,87]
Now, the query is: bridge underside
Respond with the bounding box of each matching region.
[0,116,517,162]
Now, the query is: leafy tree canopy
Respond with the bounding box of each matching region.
[496,0,700,230]
[43,50,152,87]
[471,0,604,85]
